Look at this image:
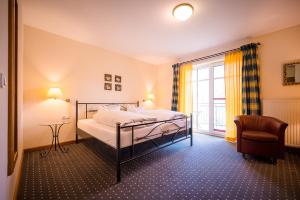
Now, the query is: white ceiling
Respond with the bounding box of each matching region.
[23,0,300,65]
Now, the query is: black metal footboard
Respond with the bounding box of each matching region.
[75,101,193,183]
[115,115,193,182]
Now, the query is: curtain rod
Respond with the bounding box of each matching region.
[179,42,261,65]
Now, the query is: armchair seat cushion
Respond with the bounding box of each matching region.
[242,131,278,142]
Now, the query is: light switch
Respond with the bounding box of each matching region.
[0,73,7,88]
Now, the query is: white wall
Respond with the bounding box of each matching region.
[0,0,24,199]
[0,0,9,197]
[23,26,158,149]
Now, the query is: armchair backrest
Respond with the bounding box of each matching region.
[235,115,288,136]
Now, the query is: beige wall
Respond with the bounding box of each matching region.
[156,62,176,109]
[156,25,300,109]
[0,0,24,199]
[23,26,158,149]
[256,25,300,99]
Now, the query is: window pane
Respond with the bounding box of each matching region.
[192,112,198,130]
[214,78,225,98]
[192,69,197,82]
[192,82,197,110]
[198,104,209,131]
[214,65,224,78]
[214,99,226,130]
[197,79,209,131]
[198,68,209,80]
[198,80,209,103]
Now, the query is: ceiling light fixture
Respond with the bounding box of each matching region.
[173,3,194,21]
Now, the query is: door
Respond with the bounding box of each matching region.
[192,60,226,136]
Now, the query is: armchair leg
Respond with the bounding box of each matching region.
[242,153,247,160]
[270,158,277,165]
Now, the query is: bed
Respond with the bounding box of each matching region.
[75,101,193,183]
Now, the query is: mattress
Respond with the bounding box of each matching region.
[78,118,188,148]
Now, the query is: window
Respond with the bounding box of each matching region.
[192,60,226,136]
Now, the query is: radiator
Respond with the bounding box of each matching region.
[263,99,300,147]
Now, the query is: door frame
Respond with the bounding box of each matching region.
[192,60,225,137]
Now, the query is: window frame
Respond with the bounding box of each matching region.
[192,60,226,136]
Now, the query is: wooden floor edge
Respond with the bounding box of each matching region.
[13,150,24,200]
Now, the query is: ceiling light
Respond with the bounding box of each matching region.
[173,3,194,21]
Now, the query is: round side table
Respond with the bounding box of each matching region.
[40,121,71,157]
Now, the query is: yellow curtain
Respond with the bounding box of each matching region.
[225,51,243,142]
[178,63,193,115]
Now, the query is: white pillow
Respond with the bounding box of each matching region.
[93,109,156,127]
[127,105,144,113]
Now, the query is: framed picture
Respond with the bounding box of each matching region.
[104,83,112,90]
[104,74,112,82]
[115,75,122,83]
[283,61,300,86]
[115,84,122,91]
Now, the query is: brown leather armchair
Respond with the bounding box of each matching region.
[234,115,288,163]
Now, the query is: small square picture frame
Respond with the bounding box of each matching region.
[104,83,112,90]
[115,84,122,91]
[115,75,122,83]
[104,74,112,82]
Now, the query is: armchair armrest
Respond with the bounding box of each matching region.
[264,117,288,158]
[263,117,288,136]
[234,116,244,152]
[234,116,243,131]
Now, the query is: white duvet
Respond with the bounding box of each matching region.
[126,109,188,133]
[128,109,186,121]
[93,109,156,127]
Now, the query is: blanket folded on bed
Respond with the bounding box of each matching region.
[131,109,186,121]
[93,109,157,127]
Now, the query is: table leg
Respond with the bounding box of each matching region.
[40,125,55,157]
[57,124,69,153]
[40,123,69,157]
[54,124,57,151]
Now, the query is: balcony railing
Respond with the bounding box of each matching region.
[193,100,226,132]
[213,100,226,131]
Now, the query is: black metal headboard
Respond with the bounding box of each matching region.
[75,100,139,123]
[75,100,139,142]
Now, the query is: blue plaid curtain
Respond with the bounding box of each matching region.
[171,63,180,111]
[241,43,261,115]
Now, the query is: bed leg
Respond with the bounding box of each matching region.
[76,130,78,143]
[130,126,134,157]
[76,100,78,144]
[116,162,121,183]
[190,113,193,146]
[185,116,188,139]
[116,122,121,183]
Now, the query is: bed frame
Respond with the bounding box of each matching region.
[75,101,193,183]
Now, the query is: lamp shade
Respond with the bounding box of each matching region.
[147,93,155,101]
[173,3,194,21]
[48,87,62,99]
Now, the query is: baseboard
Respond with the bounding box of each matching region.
[285,146,300,154]
[13,150,24,200]
[24,140,75,152]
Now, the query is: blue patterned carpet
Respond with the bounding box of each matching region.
[18,134,300,199]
